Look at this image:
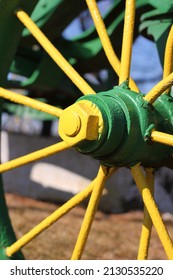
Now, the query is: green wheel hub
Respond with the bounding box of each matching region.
[75,83,173,168]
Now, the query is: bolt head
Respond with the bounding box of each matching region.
[59,100,103,146]
[60,109,81,137]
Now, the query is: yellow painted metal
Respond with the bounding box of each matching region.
[144,72,173,103]
[119,0,135,86]
[86,0,138,92]
[59,100,103,146]
[16,10,96,96]
[5,178,98,257]
[3,1,173,261]
[137,168,154,260]
[131,164,173,260]
[0,87,62,117]
[86,0,120,77]
[163,25,173,93]
[151,131,173,147]
[0,141,69,173]
[71,165,116,260]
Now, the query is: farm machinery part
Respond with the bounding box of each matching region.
[59,84,173,168]
[0,0,173,260]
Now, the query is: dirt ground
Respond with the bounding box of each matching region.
[6,192,173,260]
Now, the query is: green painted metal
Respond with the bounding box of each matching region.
[0,0,38,260]
[8,0,124,96]
[0,0,172,260]
[1,0,170,113]
[0,0,38,85]
[139,0,173,65]
[3,0,170,116]
[0,177,24,260]
[6,0,153,111]
[76,84,173,168]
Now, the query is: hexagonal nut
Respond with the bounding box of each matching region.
[59,100,103,146]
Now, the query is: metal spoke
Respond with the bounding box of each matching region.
[16,10,96,95]
[86,1,120,78]
[131,164,173,259]
[119,0,135,86]
[86,0,138,92]
[71,165,116,260]
[0,141,69,173]
[137,168,154,260]
[0,87,62,117]
[144,72,173,103]
[151,131,173,147]
[163,26,173,92]
[5,177,98,257]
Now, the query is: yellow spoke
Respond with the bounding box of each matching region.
[86,0,120,78]
[163,25,173,91]
[0,87,62,117]
[86,0,138,92]
[0,141,69,173]
[5,179,98,258]
[137,168,154,260]
[131,164,173,260]
[16,10,95,95]
[144,72,173,104]
[71,165,116,260]
[119,0,135,85]
[151,131,173,147]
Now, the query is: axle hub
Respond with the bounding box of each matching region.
[59,84,173,168]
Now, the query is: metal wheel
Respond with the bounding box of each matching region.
[0,0,173,260]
